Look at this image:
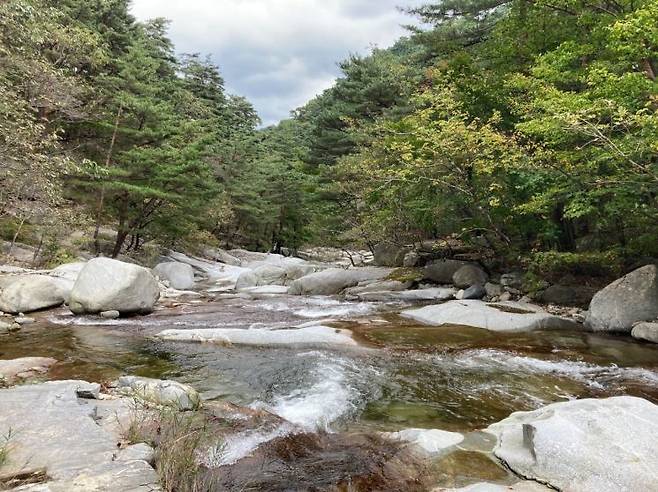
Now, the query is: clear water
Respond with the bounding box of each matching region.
[2,294,657,490]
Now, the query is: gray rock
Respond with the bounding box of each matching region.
[373,243,410,267]
[403,251,420,267]
[631,322,658,343]
[288,268,391,296]
[461,284,485,300]
[484,282,503,298]
[153,261,195,290]
[0,320,17,334]
[585,265,658,333]
[0,357,57,384]
[14,316,35,325]
[116,443,155,465]
[0,380,159,491]
[486,396,658,492]
[499,292,512,302]
[48,262,87,297]
[423,260,469,284]
[402,300,581,332]
[117,376,200,411]
[452,265,488,288]
[203,248,242,266]
[540,284,577,305]
[75,382,101,399]
[500,272,524,289]
[100,310,120,319]
[69,258,160,315]
[0,275,66,314]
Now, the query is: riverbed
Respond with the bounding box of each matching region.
[3,292,658,490]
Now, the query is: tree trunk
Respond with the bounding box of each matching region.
[93,105,123,255]
[642,58,656,81]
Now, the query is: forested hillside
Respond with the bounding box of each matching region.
[1,0,656,269]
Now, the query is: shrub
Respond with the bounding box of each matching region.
[528,250,622,279]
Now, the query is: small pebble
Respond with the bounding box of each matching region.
[100,310,120,319]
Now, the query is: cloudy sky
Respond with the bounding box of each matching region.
[131,1,423,126]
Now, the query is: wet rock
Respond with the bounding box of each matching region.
[374,243,410,267]
[0,274,66,314]
[153,261,195,290]
[240,285,289,295]
[383,428,464,456]
[69,258,160,315]
[0,320,19,334]
[0,380,159,491]
[116,376,200,411]
[100,310,120,319]
[486,396,658,492]
[402,300,581,332]
[585,265,658,333]
[212,431,434,492]
[0,357,57,384]
[424,260,470,284]
[156,325,357,347]
[631,321,658,343]
[14,316,35,325]
[453,265,488,289]
[288,267,390,295]
[116,443,155,465]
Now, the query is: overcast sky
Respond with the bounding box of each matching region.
[130,1,423,126]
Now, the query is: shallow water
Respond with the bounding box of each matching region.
[2,294,658,489]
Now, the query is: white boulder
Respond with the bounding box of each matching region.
[0,274,67,314]
[288,268,391,295]
[68,258,160,315]
[383,428,464,456]
[117,376,200,411]
[486,396,658,492]
[153,261,195,290]
[585,265,658,333]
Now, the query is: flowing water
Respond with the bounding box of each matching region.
[2,293,658,490]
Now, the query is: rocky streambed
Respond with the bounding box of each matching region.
[0,251,657,491]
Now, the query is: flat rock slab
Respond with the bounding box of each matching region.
[0,380,159,491]
[357,288,456,302]
[402,300,580,332]
[486,396,658,492]
[156,325,357,347]
[0,357,57,384]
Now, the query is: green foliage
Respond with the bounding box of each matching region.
[528,251,623,279]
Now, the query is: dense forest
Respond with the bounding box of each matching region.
[1,0,656,269]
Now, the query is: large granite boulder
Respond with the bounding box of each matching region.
[68,258,160,315]
[486,396,658,492]
[0,380,159,491]
[153,261,195,290]
[374,243,410,267]
[423,260,470,284]
[402,300,580,332]
[116,376,200,411]
[452,265,489,288]
[49,261,87,293]
[0,274,67,314]
[288,268,390,296]
[631,321,658,343]
[585,264,658,333]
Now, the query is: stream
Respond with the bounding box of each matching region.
[3,292,658,490]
